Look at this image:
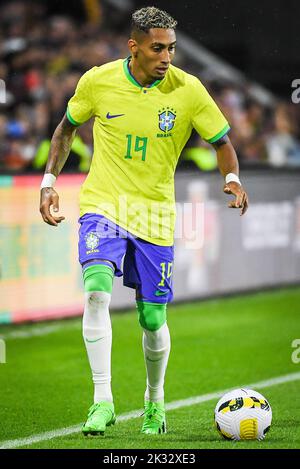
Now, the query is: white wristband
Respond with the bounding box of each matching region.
[225,172,241,186]
[40,173,56,189]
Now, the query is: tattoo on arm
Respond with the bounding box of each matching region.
[45,114,78,177]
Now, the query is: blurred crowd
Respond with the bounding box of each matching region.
[208,83,300,168]
[1,0,300,173]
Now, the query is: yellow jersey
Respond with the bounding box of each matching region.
[67,57,229,245]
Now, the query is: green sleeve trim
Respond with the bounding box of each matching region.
[66,107,81,127]
[207,124,230,143]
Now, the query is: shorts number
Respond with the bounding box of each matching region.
[158,262,173,287]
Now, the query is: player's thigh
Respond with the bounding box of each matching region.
[134,239,174,304]
[78,213,127,277]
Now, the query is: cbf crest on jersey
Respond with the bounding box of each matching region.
[85,232,100,253]
[158,108,176,133]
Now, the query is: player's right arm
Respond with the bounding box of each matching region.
[40,69,94,226]
[39,114,77,226]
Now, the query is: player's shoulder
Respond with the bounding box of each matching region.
[81,59,124,83]
[167,63,205,89]
[169,64,200,85]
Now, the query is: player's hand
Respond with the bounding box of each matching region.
[223,182,249,216]
[40,187,65,226]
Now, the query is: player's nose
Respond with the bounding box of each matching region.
[160,50,171,64]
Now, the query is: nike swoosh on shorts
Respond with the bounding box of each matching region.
[155,290,169,296]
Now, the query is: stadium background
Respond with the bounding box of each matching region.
[0,0,300,450]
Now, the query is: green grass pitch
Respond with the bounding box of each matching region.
[0,287,300,449]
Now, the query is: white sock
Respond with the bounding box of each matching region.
[83,291,113,404]
[142,322,171,403]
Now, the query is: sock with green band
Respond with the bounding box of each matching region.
[136,301,170,401]
[83,263,115,403]
[143,323,171,402]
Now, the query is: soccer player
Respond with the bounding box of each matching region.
[39,7,248,436]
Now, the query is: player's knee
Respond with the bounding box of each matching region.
[136,301,167,331]
[83,264,114,294]
[85,290,111,310]
[83,291,112,338]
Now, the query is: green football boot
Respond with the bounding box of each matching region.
[141,400,166,434]
[82,401,116,436]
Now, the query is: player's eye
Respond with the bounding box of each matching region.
[168,46,176,53]
[153,47,162,52]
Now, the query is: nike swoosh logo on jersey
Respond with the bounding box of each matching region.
[155,290,169,296]
[85,337,102,343]
[106,112,125,119]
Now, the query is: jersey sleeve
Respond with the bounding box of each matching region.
[67,71,94,126]
[190,78,230,143]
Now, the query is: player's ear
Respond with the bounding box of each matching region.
[128,38,138,58]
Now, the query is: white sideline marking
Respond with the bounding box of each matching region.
[1,371,300,449]
[0,322,81,340]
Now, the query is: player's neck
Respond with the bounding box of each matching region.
[129,58,156,87]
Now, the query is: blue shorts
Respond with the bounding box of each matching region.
[78,213,174,304]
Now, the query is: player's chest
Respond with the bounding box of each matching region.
[94,88,190,137]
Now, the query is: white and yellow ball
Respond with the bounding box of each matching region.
[214,388,272,440]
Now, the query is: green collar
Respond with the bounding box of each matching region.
[123,57,162,89]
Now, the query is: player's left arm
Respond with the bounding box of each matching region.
[212,135,249,216]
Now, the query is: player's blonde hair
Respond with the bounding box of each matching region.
[131,6,177,34]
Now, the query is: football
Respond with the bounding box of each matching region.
[214,388,272,440]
